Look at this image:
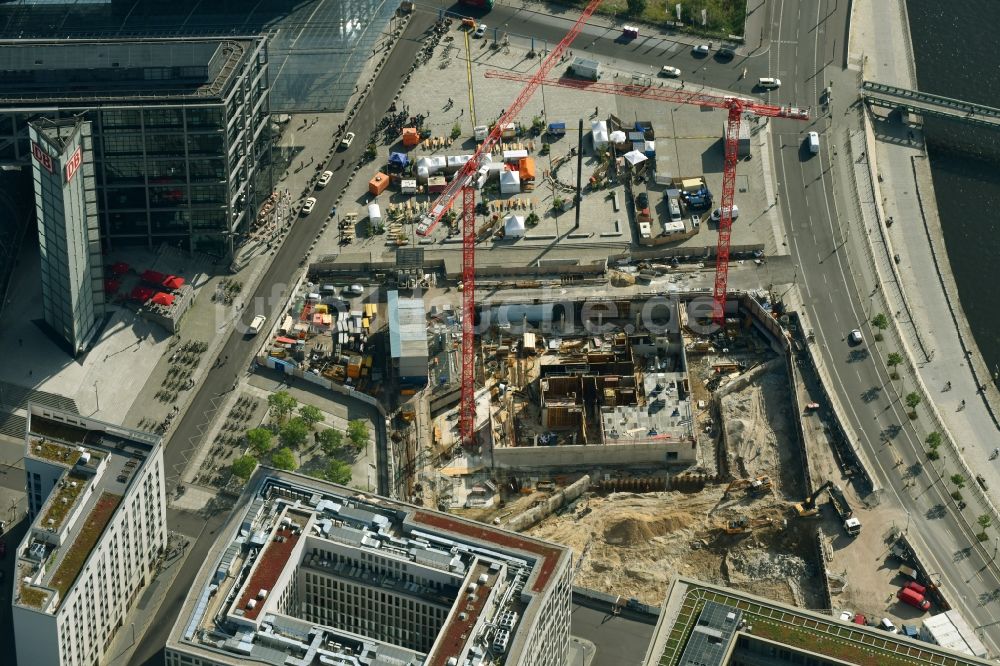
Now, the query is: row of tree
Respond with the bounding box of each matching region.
[231,391,370,486]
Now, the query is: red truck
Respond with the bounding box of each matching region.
[904,580,927,595]
[897,587,931,611]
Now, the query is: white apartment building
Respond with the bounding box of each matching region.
[165,469,574,666]
[13,403,168,666]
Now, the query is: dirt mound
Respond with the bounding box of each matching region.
[602,511,696,546]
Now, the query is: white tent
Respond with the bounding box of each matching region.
[623,150,648,166]
[591,120,609,149]
[500,170,521,194]
[368,203,382,225]
[609,130,627,144]
[504,214,526,238]
[415,155,447,175]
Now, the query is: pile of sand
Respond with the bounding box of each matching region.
[602,511,697,546]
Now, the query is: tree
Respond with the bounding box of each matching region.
[951,473,967,490]
[246,427,274,456]
[886,352,903,379]
[905,392,921,417]
[347,419,370,449]
[625,0,646,17]
[271,447,297,471]
[298,405,325,428]
[268,391,298,423]
[279,417,310,449]
[978,513,992,531]
[323,459,353,485]
[318,428,344,455]
[451,123,462,140]
[925,431,942,450]
[232,455,258,479]
[871,313,889,341]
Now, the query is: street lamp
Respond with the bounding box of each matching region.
[93,382,100,413]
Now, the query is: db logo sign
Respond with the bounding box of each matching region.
[31,141,53,173]
[64,147,83,184]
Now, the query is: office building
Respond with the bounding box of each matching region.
[12,403,168,666]
[28,118,105,354]
[643,577,993,666]
[1,37,273,259]
[166,469,574,666]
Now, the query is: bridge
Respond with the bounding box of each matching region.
[861,80,1000,128]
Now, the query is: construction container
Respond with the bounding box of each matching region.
[427,176,447,194]
[347,355,363,379]
[368,172,390,196]
[401,179,417,194]
[474,125,489,141]
[368,203,382,227]
[402,127,420,147]
[518,157,536,181]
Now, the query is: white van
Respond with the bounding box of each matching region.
[807,131,820,154]
[758,77,781,89]
[248,315,266,336]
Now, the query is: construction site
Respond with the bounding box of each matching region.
[418,291,862,610]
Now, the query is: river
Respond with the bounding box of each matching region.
[906,0,1000,378]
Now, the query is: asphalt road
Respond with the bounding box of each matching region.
[766,0,1000,648]
[128,12,437,665]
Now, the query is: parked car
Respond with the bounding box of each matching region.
[848,329,863,345]
[474,23,487,38]
[660,65,682,78]
[344,284,364,296]
[839,611,853,622]
[716,46,736,60]
[636,192,649,209]
[710,205,740,222]
[340,132,356,150]
[853,613,866,625]
[693,44,710,55]
[879,618,897,632]
[300,197,317,216]
[317,170,333,188]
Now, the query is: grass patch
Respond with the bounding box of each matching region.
[50,492,121,603]
[554,0,746,38]
[40,473,89,531]
[19,583,49,608]
[30,439,81,466]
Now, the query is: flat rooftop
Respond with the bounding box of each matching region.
[646,577,995,666]
[0,38,253,103]
[169,469,573,666]
[15,404,160,612]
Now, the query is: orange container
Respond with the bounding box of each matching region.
[369,172,390,196]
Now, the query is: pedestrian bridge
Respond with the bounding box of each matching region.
[861,80,1000,128]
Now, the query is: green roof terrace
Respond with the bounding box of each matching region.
[651,578,992,666]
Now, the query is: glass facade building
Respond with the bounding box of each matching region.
[0,38,273,259]
[28,118,105,355]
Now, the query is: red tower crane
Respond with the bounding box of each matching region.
[415,0,605,446]
[483,71,810,327]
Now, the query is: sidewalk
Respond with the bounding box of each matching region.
[848,0,1000,519]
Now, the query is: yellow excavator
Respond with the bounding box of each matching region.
[723,475,773,500]
[793,480,834,517]
[717,516,776,535]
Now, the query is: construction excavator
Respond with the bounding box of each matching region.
[793,480,834,517]
[792,480,861,535]
[717,516,777,535]
[723,475,773,500]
